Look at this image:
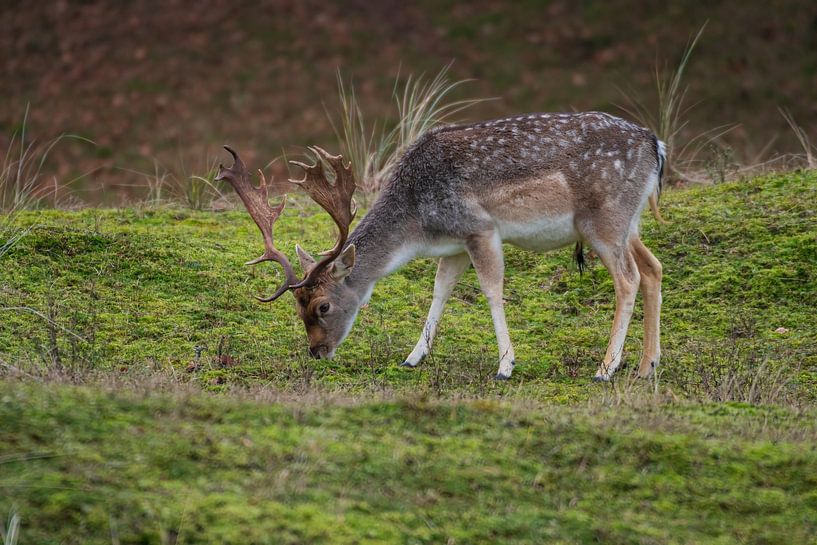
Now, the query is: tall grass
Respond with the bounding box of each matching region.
[330,65,488,193]
[617,24,708,179]
[331,76,391,196]
[1,107,94,212]
[1,107,93,257]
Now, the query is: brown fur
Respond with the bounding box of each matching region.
[476,172,575,221]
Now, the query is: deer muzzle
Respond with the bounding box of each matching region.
[309,344,333,360]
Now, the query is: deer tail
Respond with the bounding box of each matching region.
[651,138,669,224]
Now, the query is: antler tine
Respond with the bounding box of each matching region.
[287,146,357,288]
[221,145,245,171]
[216,146,300,302]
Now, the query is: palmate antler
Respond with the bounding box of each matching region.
[289,146,358,285]
[216,145,357,302]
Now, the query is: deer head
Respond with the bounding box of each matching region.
[216,146,359,359]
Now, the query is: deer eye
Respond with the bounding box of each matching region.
[319,303,330,314]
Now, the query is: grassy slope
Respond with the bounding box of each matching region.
[2,383,817,544]
[1,172,817,543]
[1,171,816,400]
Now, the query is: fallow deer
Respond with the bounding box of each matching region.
[216,111,665,380]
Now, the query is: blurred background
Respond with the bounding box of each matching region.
[1,0,816,205]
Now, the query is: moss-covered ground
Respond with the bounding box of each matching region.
[2,384,816,544]
[1,171,817,543]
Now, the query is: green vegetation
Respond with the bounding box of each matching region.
[2,383,816,544]
[2,171,817,543]
[2,171,815,400]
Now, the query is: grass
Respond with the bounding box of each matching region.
[2,381,816,544]
[616,24,726,181]
[1,171,815,400]
[1,108,95,262]
[1,509,19,545]
[1,171,816,542]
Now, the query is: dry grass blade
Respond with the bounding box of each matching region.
[1,509,20,545]
[655,24,706,162]
[779,107,816,169]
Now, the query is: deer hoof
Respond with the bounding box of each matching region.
[592,374,611,383]
[493,372,511,381]
[637,360,657,378]
[399,361,417,368]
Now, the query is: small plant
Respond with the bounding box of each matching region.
[705,143,738,184]
[184,168,224,210]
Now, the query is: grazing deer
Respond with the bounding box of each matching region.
[217,111,665,380]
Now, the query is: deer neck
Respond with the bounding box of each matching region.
[344,198,418,304]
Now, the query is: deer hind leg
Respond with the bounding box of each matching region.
[466,231,515,380]
[593,241,641,381]
[630,237,662,378]
[403,253,471,367]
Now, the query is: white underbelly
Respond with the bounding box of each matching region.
[423,240,466,257]
[496,214,579,251]
[386,216,576,274]
[383,240,466,274]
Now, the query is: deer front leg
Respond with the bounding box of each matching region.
[466,231,515,380]
[402,253,471,367]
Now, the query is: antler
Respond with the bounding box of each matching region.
[217,145,358,302]
[215,146,299,302]
[288,146,357,288]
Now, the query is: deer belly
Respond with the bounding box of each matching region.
[497,214,578,252]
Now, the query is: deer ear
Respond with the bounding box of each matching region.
[331,244,355,279]
[296,244,316,271]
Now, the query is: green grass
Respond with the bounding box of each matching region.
[2,382,816,544]
[2,171,815,400]
[1,171,817,542]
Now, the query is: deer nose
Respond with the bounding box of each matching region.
[309,345,324,359]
